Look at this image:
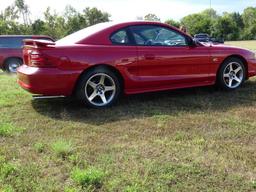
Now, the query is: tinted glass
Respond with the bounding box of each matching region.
[130,25,187,46]
[0,37,24,48]
[110,30,129,45]
[195,35,209,38]
[37,37,54,42]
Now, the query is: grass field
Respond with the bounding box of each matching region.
[1,41,256,192]
[226,40,256,51]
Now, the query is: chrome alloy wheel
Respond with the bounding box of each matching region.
[223,62,244,89]
[8,63,19,73]
[85,73,116,107]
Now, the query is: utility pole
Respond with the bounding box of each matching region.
[210,0,213,44]
[210,0,212,20]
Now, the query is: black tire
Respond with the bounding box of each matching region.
[4,58,22,73]
[76,67,121,108]
[217,57,246,91]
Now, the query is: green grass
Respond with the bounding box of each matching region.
[71,167,105,188]
[51,139,74,159]
[0,122,23,136]
[226,40,256,51]
[33,142,46,153]
[0,41,256,191]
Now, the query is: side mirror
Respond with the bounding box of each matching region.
[187,37,196,47]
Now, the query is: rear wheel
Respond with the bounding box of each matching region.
[76,67,121,108]
[217,57,245,90]
[5,58,22,73]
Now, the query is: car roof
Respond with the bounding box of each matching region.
[57,21,189,46]
[94,20,178,31]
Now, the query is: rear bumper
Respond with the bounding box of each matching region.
[17,65,80,96]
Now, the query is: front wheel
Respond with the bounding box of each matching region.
[217,58,246,90]
[76,67,121,108]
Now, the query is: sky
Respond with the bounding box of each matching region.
[1,0,256,21]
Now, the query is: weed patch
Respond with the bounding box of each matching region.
[71,167,105,188]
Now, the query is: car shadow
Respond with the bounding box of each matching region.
[31,81,256,125]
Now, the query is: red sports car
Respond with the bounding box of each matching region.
[17,21,256,108]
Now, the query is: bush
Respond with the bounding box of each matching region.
[0,123,22,137]
[51,139,73,159]
[33,143,45,153]
[0,162,17,179]
[2,185,14,192]
[71,167,105,188]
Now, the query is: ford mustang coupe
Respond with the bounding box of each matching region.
[17,21,256,108]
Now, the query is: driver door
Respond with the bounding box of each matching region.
[129,25,211,90]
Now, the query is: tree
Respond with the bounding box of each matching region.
[64,5,87,36]
[144,14,160,22]
[0,2,255,41]
[31,19,46,35]
[181,13,212,35]
[0,5,19,21]
[212,13,240,41]
[232,12,244,29]
[83,7,110,26]
[43,7,66,39]
[15,0,30,26]
[202,8,218,19]
[242,7,256,39]
[165,19,180,28]
[0,5,20,35]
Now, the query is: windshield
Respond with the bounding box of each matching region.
[195,34,209,38]
[56,22,111,45]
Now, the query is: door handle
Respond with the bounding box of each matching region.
[144,54,156,60]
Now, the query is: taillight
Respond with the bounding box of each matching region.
[30,51,44,66]
[28,51,56,68]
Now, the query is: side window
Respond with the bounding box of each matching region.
[130,25,187,46]
[0,37,24,48]
[110,30,129,45]
[133,33,145,45]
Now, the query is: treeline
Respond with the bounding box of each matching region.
[0,0,110,39]
[160,8,256,41]
[1,0,256,41]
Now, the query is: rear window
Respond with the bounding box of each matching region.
[0,37,24,48]
[56,22,112,45]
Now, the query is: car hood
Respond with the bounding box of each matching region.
[201,42,253,52]
[200,42,255,60]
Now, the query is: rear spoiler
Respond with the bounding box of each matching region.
[23,39,56,47]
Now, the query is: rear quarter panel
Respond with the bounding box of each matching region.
[43,44,138,93]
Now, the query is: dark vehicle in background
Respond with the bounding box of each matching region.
[194,33,224,44]
[0,35,54,73]
[194,33,210,42]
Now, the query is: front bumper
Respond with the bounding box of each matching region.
[17,65,79,96]
[248,59,256,77]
